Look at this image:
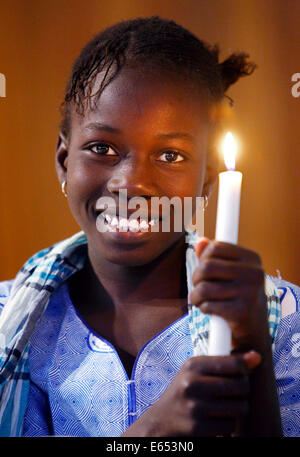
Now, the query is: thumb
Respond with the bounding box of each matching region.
[195,236,210,258]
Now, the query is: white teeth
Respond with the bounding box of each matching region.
[110,216,118,227]
[100,213,159,231]
[119,218,129,231]
[139,220,149,231]
[128,219,140,232]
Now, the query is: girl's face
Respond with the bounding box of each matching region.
[56,67,217,266]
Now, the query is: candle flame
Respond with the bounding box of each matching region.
[223,132,237,170]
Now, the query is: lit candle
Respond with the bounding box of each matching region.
[208,132,242,356]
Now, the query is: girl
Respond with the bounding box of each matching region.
[0,16,298,437]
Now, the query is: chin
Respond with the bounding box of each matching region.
[88,229,184,267]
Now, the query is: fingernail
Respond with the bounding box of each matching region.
[197,236,209,243]
[196,237,209,248]
[195,237,209,256]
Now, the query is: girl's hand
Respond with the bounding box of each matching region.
[122,239,282,437]
[190,238,270,353]
[122,352,260,437]
[187,238,282,437]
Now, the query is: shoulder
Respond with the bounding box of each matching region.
[269,277,300,436]
[270,275,300,360]
[0,279,15,314]
[269,275,299,317]
[0,245,56,316]
[0,232,87,317]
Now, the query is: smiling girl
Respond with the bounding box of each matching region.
[0,16,299,437]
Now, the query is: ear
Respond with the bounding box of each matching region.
[55,131,69,185]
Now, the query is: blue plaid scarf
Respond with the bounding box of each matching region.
[0,231,281,436]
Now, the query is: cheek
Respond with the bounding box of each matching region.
[190,156,207,195]
[65,155,107,225]
[164,170,205,229]
[181,166,207,218]
[68,158,94,192]
[172,165,206,199]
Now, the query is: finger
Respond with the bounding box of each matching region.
[185,375,250,398]
[192,259,264,284]
[189,280,238,304]
[192,259,236,284]
[192,418,236,436]
[194,237,210,258]
[199,241,262,266]
[186,355,247,377]
[194,398,249,419]
[195,299,240,319]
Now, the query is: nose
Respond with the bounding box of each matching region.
[106,159,156,198]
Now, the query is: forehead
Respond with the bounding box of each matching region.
[70,67,212,135]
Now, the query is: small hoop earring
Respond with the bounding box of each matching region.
[61,180,68,197]
[203,195,208,211]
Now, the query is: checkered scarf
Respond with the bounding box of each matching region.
[0,230,281,436]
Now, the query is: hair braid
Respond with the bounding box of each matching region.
[59,16,256,137]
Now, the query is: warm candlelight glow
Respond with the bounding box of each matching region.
[223,132,237,170]
[211,130,242,356]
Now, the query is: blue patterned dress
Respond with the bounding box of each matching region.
[0,232,299,436]
[21,281,193,436]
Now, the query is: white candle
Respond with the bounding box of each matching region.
[208,132,242,356]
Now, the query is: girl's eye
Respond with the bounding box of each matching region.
[88,143,118,156]
[157,151,184,163]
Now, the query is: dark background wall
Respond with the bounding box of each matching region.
[0,0,299,284]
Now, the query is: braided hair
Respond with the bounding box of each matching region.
[60,16,256,138]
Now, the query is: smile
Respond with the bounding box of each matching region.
[99,213,159,232]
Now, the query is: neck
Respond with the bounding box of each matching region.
[85,236,188,310]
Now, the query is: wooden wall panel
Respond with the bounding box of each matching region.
[0,0,299,284]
